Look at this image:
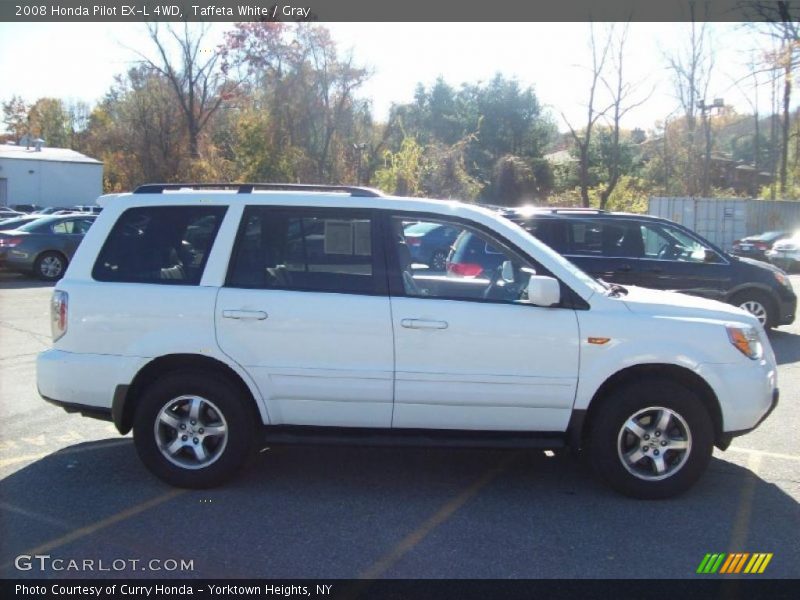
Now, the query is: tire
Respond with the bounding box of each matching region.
[587,378,714,499]
[430,249,448,272]
[133,371,256,488]
[730,289,776,329]
[34,251,67,281]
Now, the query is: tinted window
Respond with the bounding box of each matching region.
[565,219,643,258]
[227,208,376,294]
[93,206,226,285]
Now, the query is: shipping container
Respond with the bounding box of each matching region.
[648,197,800,251]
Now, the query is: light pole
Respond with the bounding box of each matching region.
[697,97,724,196]
[353,143,368,186]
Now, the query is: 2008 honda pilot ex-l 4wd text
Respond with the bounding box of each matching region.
[37,184,780,499]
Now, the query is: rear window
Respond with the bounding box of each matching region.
[92,206,227,285]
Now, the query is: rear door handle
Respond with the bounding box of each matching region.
[401,318,448,330]
[222,309,268,320]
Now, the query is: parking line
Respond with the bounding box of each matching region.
[727,446,800,462]
[0,489,185,571]
[357,453,518,580]
[728,453,762,553]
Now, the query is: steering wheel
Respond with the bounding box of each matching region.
[482,264,523,301]
[657,243,674,259]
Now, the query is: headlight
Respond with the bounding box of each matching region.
[726,325,763,360]
[773,271,793,290]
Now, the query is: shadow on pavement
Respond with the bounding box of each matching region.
[0,272,54,289]
[0,439,797,579]
[768,328,800,365]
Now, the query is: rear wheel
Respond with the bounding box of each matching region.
[133,371,256,488]
[730,290,776,329]
[34,251,67,281]
[430,249,448,271]
[587,378,714,499]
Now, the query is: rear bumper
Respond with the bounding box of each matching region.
[37,348,142,415]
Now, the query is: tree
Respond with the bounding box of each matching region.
[135,23,233,159]
[2,96,28,141]
[666,7,714,195]
[562,23,614,207]
[597,23,652,209]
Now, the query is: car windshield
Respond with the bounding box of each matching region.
[749,231,787,241]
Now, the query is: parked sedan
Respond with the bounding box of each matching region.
[732,230,791,261]
[0,214,96,280]
[767,232,800,272]
[0,209,24,220]
[403,221,461,271]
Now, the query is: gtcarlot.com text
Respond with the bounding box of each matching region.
[14,554,194,572]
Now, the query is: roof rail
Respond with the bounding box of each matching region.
[133,183,384,198]
[514,207,609,214]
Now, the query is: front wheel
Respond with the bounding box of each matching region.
[587,379,714,499]
[133,372,256,488]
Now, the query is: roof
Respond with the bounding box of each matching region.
[0,144,102,165]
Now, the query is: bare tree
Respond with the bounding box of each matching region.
[743,1,800,194]
[562,23,614,207]
[132,23,232,159]
[597,23,654,209]
[666,6,714,196]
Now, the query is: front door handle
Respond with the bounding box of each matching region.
[401,318,448,330]
[222,309,268,320]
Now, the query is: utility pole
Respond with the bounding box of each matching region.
[698,97,724,196]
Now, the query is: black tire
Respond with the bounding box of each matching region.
[34,251,67,281]
[587,378,714,499]
[133,371,256,488]
[430,249,448,272]
[730,289,777,329]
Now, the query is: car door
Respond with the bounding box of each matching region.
[215,206,395,428]
[633,220,731,299]
[387,213,580,432]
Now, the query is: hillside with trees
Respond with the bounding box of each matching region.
[3,18,800,209]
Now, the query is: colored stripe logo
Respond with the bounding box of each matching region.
[696,553,773,574]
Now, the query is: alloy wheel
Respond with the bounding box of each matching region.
[616,406,692,481]
[154,395,229,470]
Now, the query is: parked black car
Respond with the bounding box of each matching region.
[403,221,461,271]
[447,208,796,328]
[731,230,791,261]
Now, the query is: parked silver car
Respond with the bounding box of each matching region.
[0,214,96,280]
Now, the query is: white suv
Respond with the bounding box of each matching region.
[37,184,779,498]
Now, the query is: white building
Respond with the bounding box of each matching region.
[0,142,103,208]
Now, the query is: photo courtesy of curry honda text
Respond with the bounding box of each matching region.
[36,184,780,499]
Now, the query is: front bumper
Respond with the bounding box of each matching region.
[696,357,778,434]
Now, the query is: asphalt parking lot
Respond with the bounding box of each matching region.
[0,272,798,579]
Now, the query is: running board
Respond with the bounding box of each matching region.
[260,426,566,449]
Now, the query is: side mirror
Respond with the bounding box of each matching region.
[501,260,515,283]
[527,275,561,307]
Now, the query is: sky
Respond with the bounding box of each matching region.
[0,21,788,134]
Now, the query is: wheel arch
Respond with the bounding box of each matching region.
[571,363,726,451]
[113,353,264,435]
